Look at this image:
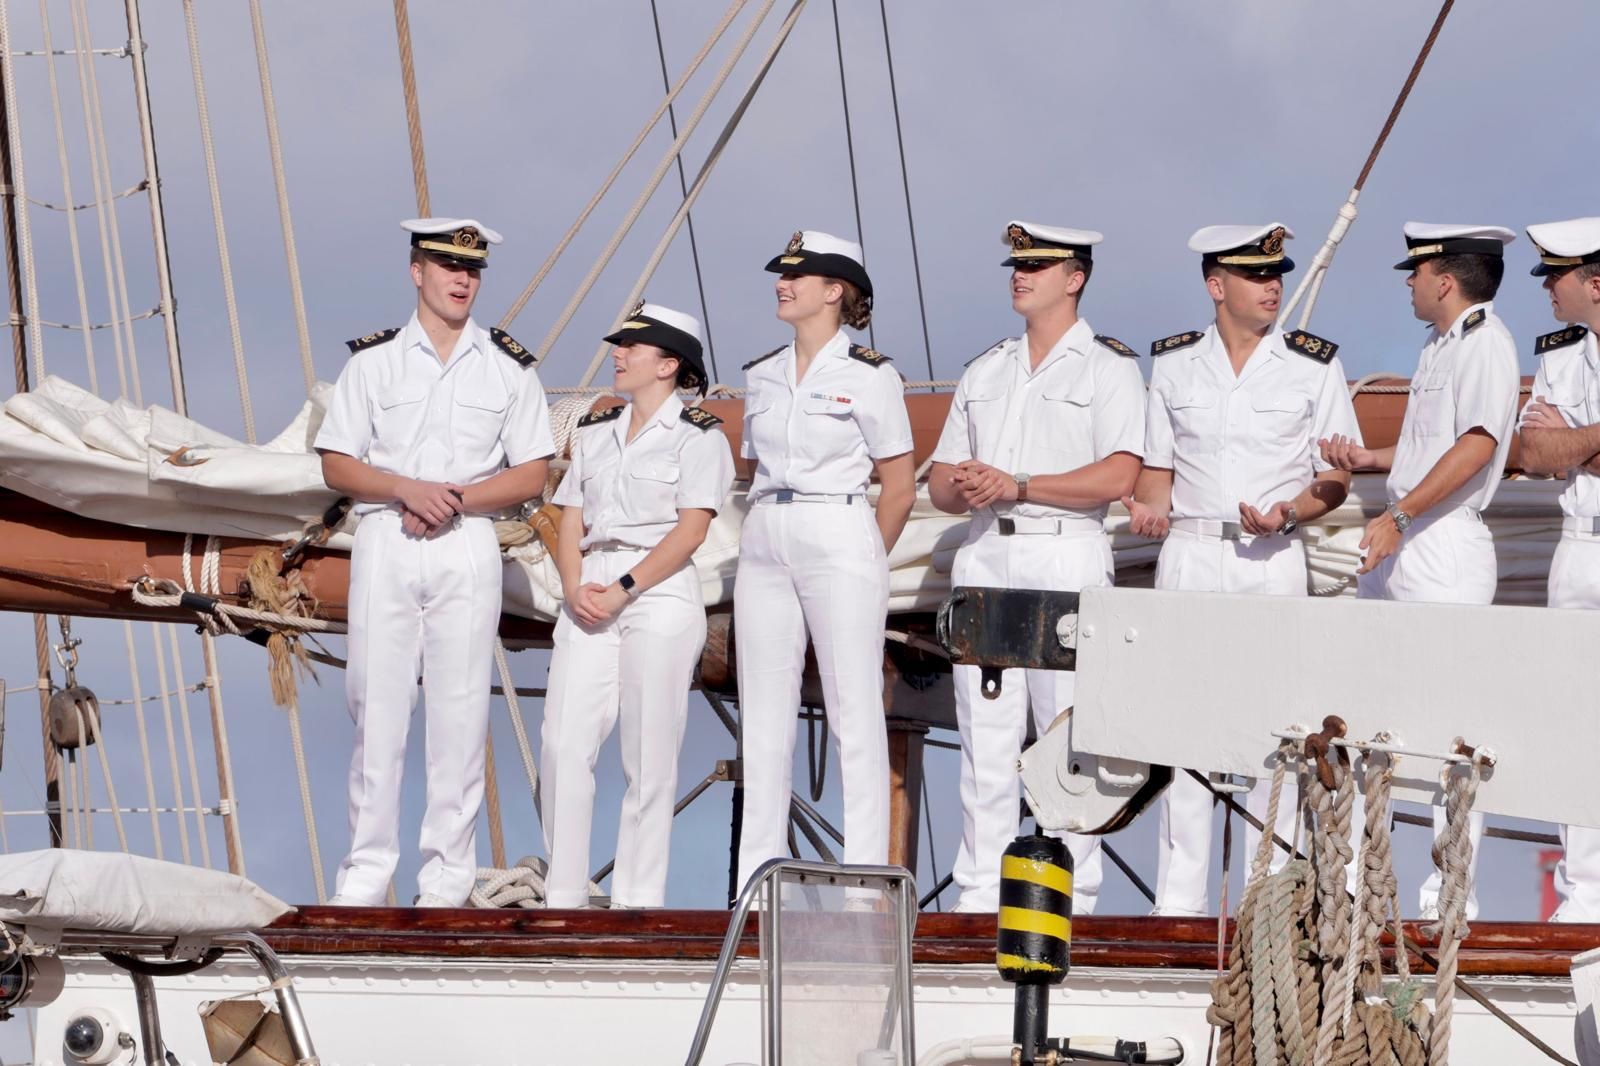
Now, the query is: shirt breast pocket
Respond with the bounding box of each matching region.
[627,462,680,517]
[1037,381,1094,466]
[964,387,1006,460]
[802,395,858,448]
[744,391,782,459]
[1408,377,1451,436]
[1169,390,1221,454]
[453,387,509,457]
[1249,392,1311,445]
[376,385,428,440]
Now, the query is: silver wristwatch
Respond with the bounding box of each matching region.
[1014,472,1030,503]
[1279,505,1299,536]
[1386,504,1413,533]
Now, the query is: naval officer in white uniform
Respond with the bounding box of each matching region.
[317,219,555,906]
[540,303,734,909]
[1322,222,1521,919]
[734,230,917,895]
[1128,223,1361,916]
[1515,217,1600,922]
[929,221,1146,914]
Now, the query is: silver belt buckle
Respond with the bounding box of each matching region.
[997,517,1016,536]
[1220,521,1242,541]
[774,489,796,504]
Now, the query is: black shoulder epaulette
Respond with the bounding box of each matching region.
[1536,325,1589,355]
[742,346,784,372]
[1284,329,1338,364]
[680,406,723,431]
[577,404,624,429]
[965,338,1011,367]
[1094,334,1138,358]
[847,344,891,367]
[345,328,399,355]
[1150,331,1203,357]
[490,327,536,367]
[1461,308,1487,334]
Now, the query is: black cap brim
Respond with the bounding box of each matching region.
[419,250,487,271]
[1002,254,1093,269]
[602,321,708,393]
[764,251,873,300]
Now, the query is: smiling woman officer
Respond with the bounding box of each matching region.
[539,302,735,909]
[733,230,917,897]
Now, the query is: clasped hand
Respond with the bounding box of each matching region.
[398,479,465,538]
[565,581,629,627]
[951,460,1018,510]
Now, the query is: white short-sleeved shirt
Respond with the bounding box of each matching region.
[552,394,736,551]
[930,319,1146,523]
[742,329,913,499]
[1144,325,1361,522]
[315,312,556,513]
[1388,302,1520,512]
[1525,327,1600,518]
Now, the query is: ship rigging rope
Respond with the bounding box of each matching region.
[578,0,813,388]
[34,0,99,396]
[497,0,749,335]
[553,0,781,377]
[827,0,873,353]
[391,0,430,217]
[247,0,316,397]
[121,621,166,859]
[0,0,46,383]
[182,0,256,445]
[1278,0,1456,332]
[876,0,934,383]
[66,0,143,406]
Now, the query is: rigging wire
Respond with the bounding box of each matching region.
[875,0,933,382]
[498,0,749,335]
[648,0,721,383]
[579,0,811,387]
[827,0,873,351]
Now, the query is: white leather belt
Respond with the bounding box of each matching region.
[982,514,1102,536]
[758,490,864,505]
[584,541,648,553]
[1171,518,1250,541]
[1564,516,1600,536]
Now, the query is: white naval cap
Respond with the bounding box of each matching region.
[1393,222,1515,270]
[1526,217,1600,276]
[401,217,503,268]
[602,300,708,393]
[1002,221,1103,267]
[764,229,872,299]
[1188,223,1295,275]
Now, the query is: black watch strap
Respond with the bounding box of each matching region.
[619,572,638,596]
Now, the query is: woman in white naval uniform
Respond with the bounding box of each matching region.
[540,304,734,909]
[1515,217,1600,921]
[1323,222,1521,919]
[1128,223,1361,917]
[317,218,554,907]
[929,221,1146,914]
[733,230,916,894]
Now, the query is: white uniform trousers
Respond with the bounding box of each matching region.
[948,524,1108,914]
[1549,533,1600,921]
[1152,529,1306,915]
[540,549,706,909]
[335,510,502,906]
[734,500,891,894]
[1358,509,1490,918]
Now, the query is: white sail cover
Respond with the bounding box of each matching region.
[0,375,1566,616]
[0,850,290,936]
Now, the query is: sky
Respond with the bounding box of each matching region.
[0,0,1596,921]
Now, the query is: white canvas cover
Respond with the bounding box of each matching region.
[0,375,1566,616]
[0,849,290,936]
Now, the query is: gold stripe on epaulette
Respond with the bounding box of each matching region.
[998,906,1071,941]
[1001,855,1073,895]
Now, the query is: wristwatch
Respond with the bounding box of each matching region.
[1015,472,1030,503]
[619,572,640,597]
[1386,504,1413,533]
[1279,505,1299,536]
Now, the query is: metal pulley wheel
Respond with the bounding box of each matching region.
[46,685,101,751]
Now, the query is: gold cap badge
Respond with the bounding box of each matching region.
[785,231,805,255]
[1261,227,1285,257]
[453,227,482,250]
[1007,224,1032,251]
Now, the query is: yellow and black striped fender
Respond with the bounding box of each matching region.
[995,834,1072,984]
